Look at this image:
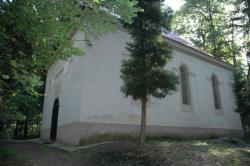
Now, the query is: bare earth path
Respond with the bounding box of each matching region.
[1,138,250,166]
[0,142,75,166]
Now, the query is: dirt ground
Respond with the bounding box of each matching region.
[1,138,250,166]
[0,142,74,166]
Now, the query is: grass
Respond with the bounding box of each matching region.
[75,137,250,166]
[0,146,33,166]
[0,148,18,160]
[1,137,250,166]
[75,142,165,166]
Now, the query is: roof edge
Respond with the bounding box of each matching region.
[164,35,234,71]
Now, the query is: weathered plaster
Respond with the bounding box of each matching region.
[41,122,243,146]
[41,29,242,145]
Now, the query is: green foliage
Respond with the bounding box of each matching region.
[214,137,247,146]
[121,0,179,100]
[234,63,250,139]
[0,0,139,139]
[0,148,18,160]
[172,0,245,62]
[232,0,250,139]
[81,0,140,39]
[76,139,250,166]
[88,143,165,166]
[234,64,250,113]
[120,0,178,145]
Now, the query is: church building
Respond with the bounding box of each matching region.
[41,27,242,145]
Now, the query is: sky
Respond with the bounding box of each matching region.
[164,0,184,11]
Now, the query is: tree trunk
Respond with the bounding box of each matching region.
[139,96,147,145]
[231,18,237,68]
[13,121,20,139]
[247,60,250,83]
[244,0,250,24]
[23,120,28,139]
[207,0,217,57]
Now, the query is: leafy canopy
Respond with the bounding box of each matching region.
[0,0,139,137]
[172,0,244,61]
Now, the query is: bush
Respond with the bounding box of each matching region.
[0,149,18,160]
[0,128,14,140]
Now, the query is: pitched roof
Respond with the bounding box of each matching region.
[162,32,233,70]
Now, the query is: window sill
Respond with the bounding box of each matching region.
[214,109,224,116]
[181,104,193,112]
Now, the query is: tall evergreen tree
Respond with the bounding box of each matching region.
[120,0,179,145]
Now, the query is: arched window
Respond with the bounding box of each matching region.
[180,65,191,105]
[211,75,221,109]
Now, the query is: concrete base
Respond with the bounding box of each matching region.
[41,122,243,146]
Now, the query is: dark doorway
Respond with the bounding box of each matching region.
[50,98,59,141]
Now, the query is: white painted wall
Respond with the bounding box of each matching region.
[41,57,83,129]
[42,28,242,132]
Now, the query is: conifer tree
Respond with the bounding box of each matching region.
[120,0,179,145]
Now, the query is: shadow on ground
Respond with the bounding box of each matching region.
[1,138,250,166]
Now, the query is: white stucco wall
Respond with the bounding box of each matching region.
[41,57,83,130]
[42,28,242,133]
